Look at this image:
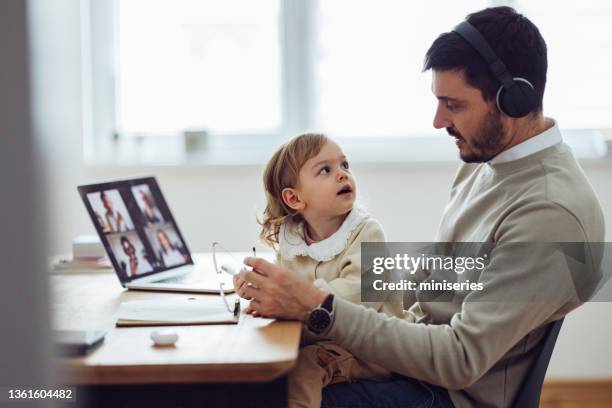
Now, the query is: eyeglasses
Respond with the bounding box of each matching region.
[212,241,244,315]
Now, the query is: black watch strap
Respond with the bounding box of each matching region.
[321,293,334,312]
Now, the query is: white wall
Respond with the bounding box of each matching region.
[31,0,612,379]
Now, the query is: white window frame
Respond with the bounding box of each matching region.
[81,0,609,166]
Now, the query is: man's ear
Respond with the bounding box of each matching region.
[281,188,305,211]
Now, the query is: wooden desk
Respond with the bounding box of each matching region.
[51,253,301,406]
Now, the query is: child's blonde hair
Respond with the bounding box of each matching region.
[259,133,330,247]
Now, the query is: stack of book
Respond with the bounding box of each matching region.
[50,235,112,273]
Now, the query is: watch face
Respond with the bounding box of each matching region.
[308,308,331,333]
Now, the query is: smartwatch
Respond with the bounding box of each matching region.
[307,293,335,334]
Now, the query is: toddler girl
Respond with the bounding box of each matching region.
[237,133,404,408]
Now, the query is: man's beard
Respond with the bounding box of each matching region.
[447,108,506,163]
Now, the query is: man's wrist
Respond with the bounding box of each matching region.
[309,287,329,309]
[300,286,329,322]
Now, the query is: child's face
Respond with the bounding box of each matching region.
[289,141,356,220]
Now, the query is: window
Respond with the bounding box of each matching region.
[313,1,488,137]
[515,1,612,129]
[116,0,281,135]
[84,0,611,163]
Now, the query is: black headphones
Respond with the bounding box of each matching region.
[453,21,536,118]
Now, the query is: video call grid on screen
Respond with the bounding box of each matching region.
[78,177,193,283]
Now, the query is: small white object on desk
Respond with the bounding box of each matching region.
[150,329,179,347]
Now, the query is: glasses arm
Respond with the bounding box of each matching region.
[213,242,241,316]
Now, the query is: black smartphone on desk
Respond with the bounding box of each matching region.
[53,330,106,356]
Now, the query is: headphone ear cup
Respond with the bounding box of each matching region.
[496,78,537,118]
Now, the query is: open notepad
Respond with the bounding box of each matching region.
[116,297,240,327]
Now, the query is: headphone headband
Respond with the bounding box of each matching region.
[453,21,514,89]
[451,20,536,118]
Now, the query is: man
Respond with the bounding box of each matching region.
[101,191,127,232]
[237,7,604,407]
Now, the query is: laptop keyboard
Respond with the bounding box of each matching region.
[159,275,203,284]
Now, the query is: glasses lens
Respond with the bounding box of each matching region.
[212,242,241,274]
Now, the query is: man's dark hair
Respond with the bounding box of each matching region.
[423,6,547,113]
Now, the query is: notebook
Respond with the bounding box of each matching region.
[116,297,240,327]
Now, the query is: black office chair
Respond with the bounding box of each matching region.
[512,318,565,408]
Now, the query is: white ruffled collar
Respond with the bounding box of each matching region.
[278,208,369,262]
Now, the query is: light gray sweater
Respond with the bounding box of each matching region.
[323,142,604,407]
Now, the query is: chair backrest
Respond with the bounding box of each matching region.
[513,318,565,408]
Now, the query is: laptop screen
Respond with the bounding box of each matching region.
[78,177,193,283]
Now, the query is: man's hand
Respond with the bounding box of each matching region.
[232,274,251,300]
[237,257,328,321]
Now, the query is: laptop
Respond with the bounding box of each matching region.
[78,177,233,294]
